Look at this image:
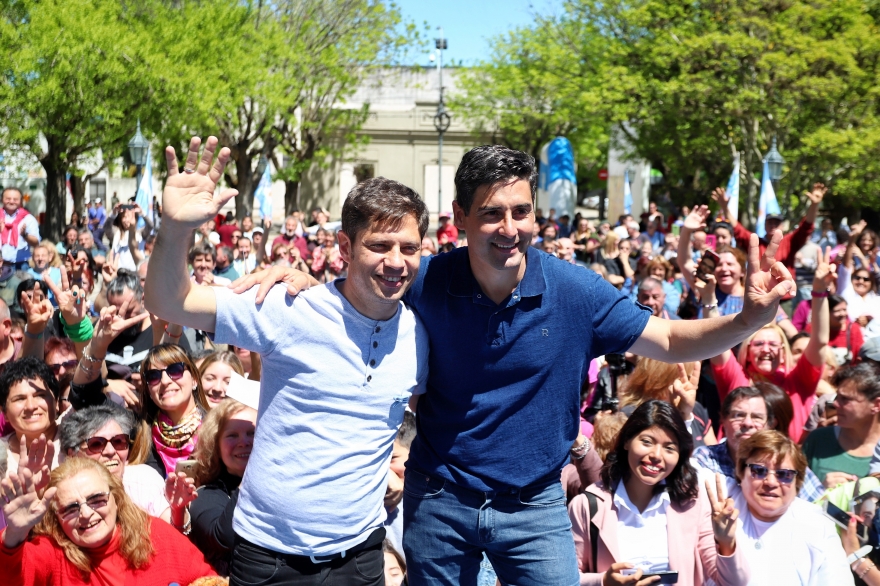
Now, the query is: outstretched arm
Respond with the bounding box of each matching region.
[144,137,238,331]
[676,205,711,292]
[631,231,795,363]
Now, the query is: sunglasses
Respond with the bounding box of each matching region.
[57,491,111,520]
[747,463,798,485]
[144,362,187,386]
[82,433,131,455]
[49,360,78,374]
[852,275,872,283]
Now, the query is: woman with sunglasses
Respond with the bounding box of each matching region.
[568,400,749,586]
[137,344,210,477]
[702,251,833,440]
[0,457,215,586]
[730,430,852,584]
[72,304,209,480]
[59,404,196,531]
[839,223,880,337]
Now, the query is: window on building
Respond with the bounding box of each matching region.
[354,164,375,184]
[89,179,106,202]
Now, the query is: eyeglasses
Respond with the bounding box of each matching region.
[728,411,767,425]
[144,362,186,386]
[56,491,111,520]
[49,360,78,375]
[750,341,781,349]
[747,463,798,485]
[852,275,872,283]
[82,434,131,455]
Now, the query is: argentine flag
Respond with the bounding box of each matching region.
[726,154,740,222]
[756,159,781,238]
[254,161,273,220]
[623,169,633,215]
[135,150,153,228]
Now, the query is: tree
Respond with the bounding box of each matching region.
[564,0,880,223]
[451,22,610,191]
[0,0,249,240]
[0,0,160,240]
[209,0,414,221]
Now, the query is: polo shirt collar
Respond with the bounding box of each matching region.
[447,246,547,302]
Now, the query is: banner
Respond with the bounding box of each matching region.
[623,169,633,215]
[254,160,273,220]
[135,150,153,227]
[756,159,781,238]
[726,154,740,222]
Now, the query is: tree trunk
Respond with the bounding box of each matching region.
[40,154,68,243]
[69,174,87,221]
[284,179,300,216]
[233,154,255,221]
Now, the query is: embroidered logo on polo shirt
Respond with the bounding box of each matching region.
[542,329,549,336]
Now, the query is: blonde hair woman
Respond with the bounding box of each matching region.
[189,399,257,574]
[198,351,244,407]
[621,357,717,447]
[704,254,835,440]
[0,457,214,584]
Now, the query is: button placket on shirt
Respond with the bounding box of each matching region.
[484,285,523,347]
[365,325,382,385]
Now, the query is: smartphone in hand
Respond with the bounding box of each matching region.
[696,249,720,282]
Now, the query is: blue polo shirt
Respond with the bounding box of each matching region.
[405,246,651,491]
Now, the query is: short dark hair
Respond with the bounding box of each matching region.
[720,386,774,427]
[106,270,143,303]
[834,363,880,401]
[395,410,417,450]
[454,145,538,214]
[188,242,216,265]
[754,382,792,437]
[340,177,429,242]
[828,294,846,311]
[0,356,60,409]
[600,399,698,506]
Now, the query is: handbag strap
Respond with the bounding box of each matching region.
[585,491,599,572]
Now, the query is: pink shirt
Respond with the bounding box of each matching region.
[712,354,822,440]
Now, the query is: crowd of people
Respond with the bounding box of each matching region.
[0,137,880,586]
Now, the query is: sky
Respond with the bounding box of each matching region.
[394,0,543,66]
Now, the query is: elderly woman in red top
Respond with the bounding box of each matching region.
[0,457,214,586]
[701,246,834,440]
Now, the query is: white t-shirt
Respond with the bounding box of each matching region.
[212,281,429,556]
[122,464,168,517]
[110,228,142,272]
[730,487,853,586]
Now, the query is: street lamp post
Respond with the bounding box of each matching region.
[432,29,451,216]
[127,120,149,200]
[765,136,785,182]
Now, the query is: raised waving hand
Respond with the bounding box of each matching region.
[162,136,238,229]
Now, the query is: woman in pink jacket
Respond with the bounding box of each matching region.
[568,400,750,586]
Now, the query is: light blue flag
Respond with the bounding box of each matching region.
[756,159,781,238]
[254,161,273,220]
[135,150,152,228]
[623,169,633,215]
[726,154,740,222]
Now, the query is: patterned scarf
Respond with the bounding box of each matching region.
[152,408,202,475]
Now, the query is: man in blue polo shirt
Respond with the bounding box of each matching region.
[233,145,797,586]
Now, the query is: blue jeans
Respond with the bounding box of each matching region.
[402,470,579,586]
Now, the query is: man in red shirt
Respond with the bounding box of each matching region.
[713,183,826,302]
[436,211,458,246]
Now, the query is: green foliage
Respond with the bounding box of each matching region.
[575,0,880,223]
[451,22,610,189]
[456,0,880,224]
